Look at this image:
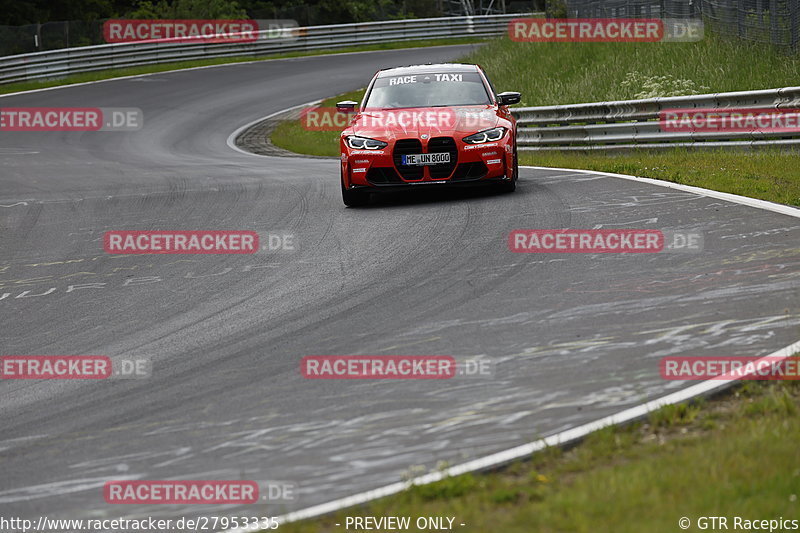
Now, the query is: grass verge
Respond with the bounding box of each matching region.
[267,32,800,532]
[279,381,800,533]
[271,89,365,157]
[272,90,800,207]
[520,149,800,207]
[0,38,486,96]
[271,33,800,206]
[463,33,800,106]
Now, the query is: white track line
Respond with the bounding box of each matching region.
[225,100,322,157]
[224,166,800,532]
[231,346,800,532]
[524,165,800,218]
[18,45,794,530]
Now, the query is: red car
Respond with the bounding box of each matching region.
[337,63,521,207]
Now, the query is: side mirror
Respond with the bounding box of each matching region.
[497,92,521,106]
[336,100,358,113]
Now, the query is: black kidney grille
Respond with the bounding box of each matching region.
[393,139,424,180]
[426,137,458,179]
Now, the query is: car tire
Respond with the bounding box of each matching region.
[341,174,370,207]
[496,144,518,193]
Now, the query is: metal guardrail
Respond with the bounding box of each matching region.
[514,86,800,150]
[0,14,531,86]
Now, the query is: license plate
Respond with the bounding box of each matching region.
[401,153,450,166]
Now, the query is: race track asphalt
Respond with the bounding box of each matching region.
[1,44,798,523]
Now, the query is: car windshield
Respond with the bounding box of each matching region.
[364,71,491,109]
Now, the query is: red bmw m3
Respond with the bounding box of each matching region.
[337,63,521,207]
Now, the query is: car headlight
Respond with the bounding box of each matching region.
[346,136,388,150]
[462,127,506,144]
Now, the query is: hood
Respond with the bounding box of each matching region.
[350,105,499,141]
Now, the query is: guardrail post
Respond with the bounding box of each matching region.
[736,0,745,40]
[769,0,778,47]
[788,0,800,52]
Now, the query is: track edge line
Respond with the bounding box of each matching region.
[221,151,800,533]
[523,165,800,219]
[226,337,800,532]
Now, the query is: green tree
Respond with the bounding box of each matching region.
[126,0,247,19]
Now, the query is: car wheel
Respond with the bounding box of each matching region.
[496,145,518,193]
[341,173,370,207]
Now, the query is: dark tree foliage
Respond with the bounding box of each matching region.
[0,0,445,25]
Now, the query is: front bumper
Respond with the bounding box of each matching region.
[341,135,514,190]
